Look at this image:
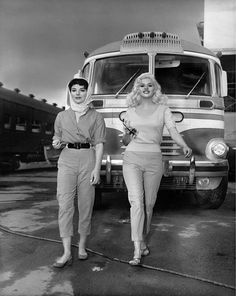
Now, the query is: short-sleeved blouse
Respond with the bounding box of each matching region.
[124,104,175,152]
[53,108,106,146]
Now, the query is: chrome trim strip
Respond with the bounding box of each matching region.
[101,159,228,167]
[105,155,111,184]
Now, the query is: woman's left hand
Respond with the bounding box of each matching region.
[90,169,100,185]
[183,146,192,158]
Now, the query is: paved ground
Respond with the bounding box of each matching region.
[0,168,235,296]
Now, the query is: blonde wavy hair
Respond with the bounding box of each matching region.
[126,72,168,107]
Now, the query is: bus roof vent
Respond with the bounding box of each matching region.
[121,32,183,54]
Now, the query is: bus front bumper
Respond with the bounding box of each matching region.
[99,155,229,191]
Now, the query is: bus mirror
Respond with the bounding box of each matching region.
[155,59,180,68]
[221,70,228,97]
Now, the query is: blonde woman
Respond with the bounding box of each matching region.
[122,73,192,265]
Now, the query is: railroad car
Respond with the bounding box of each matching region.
[0,83,63,171]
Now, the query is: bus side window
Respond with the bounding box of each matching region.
[83,63,90,81]
[215,63,222,97]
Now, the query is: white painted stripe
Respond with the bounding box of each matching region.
[104,117,224,134]
[167,119,224,133]
[178,118,224,128]
[97,107,224,116]
[172,108,223,115]
[97,108,127,113]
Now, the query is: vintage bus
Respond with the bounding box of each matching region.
[50,32,229,209]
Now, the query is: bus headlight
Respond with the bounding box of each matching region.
[205,138,228,160]
[212,143,227,157]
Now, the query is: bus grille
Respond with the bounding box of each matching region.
[161,136,182,156]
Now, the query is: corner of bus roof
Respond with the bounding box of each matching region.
[181,39,216,57]
[86,41,121,58]
[86,35,216,58]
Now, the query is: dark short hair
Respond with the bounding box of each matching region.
[68,78,89,91]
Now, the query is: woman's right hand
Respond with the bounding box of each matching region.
[52,139,61,149]
[183,146,192,158]
[122,132,132,146]
[124,120,137,138]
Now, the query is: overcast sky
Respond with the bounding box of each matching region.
[0,0,204,107]
[204,0,236,50]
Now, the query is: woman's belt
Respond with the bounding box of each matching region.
[67,143,91,149]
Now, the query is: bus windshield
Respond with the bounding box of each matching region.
[91,54,211,96]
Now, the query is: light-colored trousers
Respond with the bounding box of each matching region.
[57,148,95,238]
[123,151,163,242]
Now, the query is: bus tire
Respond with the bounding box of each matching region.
[194,176,228,209]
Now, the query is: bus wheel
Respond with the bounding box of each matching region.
[194,176,228,209]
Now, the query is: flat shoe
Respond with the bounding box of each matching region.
[53,256,72,268]
[141,247,150,256]
[129,257,141,266]
[78,252,88,260]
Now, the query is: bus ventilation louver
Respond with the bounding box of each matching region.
[161,136,182,155]
[120,32,183,54]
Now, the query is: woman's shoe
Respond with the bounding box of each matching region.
[78,252,88,260]
[141,247,150,256]
[53,255,72,268]
[129,248,141,266]
[129,257,141,266]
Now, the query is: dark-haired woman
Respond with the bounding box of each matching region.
[52,78,106,268]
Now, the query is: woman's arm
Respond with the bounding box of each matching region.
[52,113,63,149]
[168,127,192,157]
[90,143,104,185]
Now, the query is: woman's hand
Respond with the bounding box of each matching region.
[52,139,61,149]
[183,146,192,158]
[91,143,103,185]
[122,132,132,146]
[90,169,100,185]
